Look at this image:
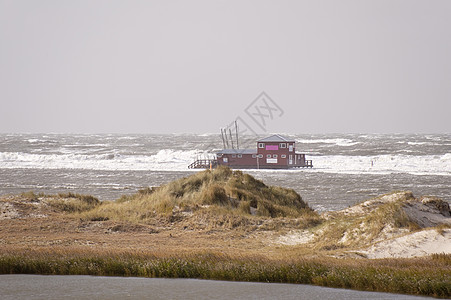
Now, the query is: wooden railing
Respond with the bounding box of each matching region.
[188,159,218,169]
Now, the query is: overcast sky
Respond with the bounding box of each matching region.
[1,0,450,134]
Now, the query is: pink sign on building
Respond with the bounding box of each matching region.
[266,145,279,150]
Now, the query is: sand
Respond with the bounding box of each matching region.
[275,191,451,258]
[359,228,451,259]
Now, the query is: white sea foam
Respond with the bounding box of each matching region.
[296,138,360,147]
[0,150,449,176]
[0,149,210,171]
[310,153,451,176]
[198,133,216,137]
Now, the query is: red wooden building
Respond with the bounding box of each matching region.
[189,134,312,169]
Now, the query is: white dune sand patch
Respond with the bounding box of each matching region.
[0,202,21,219]
[276,230,315,245]
[358,229,451,259]
[276,191,451,258]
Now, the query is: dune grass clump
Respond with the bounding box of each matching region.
[80,166,318,224]
[364,201,419,232]
[19,191,42,201]
[312,193,429,250]
[199,184,229,205]
[46,193,100,213]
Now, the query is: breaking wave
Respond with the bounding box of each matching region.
[296,138,360,147]
[0,149,211,171]
[310,153,451,176]
[0,150,449,176]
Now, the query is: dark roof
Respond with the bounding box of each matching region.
[257,134,295,143]
[217,149,256,155]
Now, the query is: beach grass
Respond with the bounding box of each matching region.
[78,166,320,225]
[0,249,449,298]
[46,193,100,213]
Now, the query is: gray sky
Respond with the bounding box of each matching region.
[1,0,450,134]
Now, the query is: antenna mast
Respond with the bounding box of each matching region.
[229,129,234,149]
[220,128,226,148]
[235,120,239,149]
[224,128,229,148]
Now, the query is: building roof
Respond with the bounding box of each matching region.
[257,134,295,143]
[217,149,257,155]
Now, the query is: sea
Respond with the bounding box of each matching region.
[0,133,449,212]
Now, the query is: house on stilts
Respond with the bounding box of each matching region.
[188,134,312,169]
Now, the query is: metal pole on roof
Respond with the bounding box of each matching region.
[220,128,226,149]
[235,120,239,149]
[225,128,229,148]
[229,129,234,149]
[222,128,229,148]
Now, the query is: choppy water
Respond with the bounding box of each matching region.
[0,133,449,211]
[0,275,435,300]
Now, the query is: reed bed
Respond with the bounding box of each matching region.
[0,250,449,298]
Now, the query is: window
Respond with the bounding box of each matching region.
[267,158,277,163]
[237,154,242,158]
[273,154,278,158]
[279,143,286,148]
[258,154,263,158]
[252,154,256,158]
[258,143,264,148]
[267,154,271,158]
[232,154,236,158]
[223,157,228,163]
[281,154,286,158]
[217,154,222,157]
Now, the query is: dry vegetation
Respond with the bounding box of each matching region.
[1,167,450,298]
[311,191,451,256]
[80,166,318,222]
[1,248,450,297]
